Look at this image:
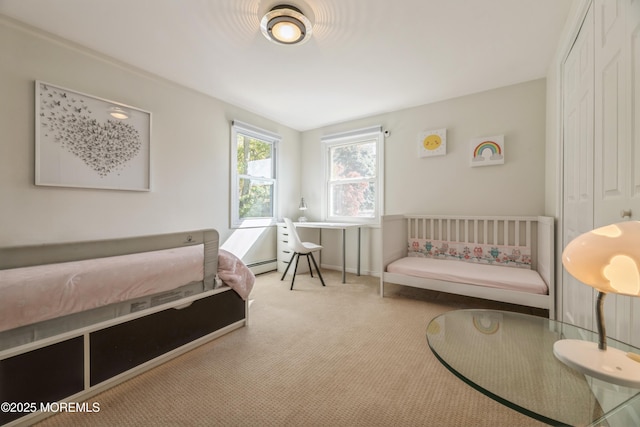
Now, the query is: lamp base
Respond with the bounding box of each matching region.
[298,216,307,222]
[553,339,640,388]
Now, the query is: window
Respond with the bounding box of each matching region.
[322,126,384,224]
[231,121,279,228]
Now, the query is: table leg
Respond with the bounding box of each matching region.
[357,227,361,276]
[319,228,322,268]
[341,228,346,283]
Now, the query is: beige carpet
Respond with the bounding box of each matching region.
[36,270,547,427]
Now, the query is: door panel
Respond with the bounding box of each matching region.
[562,0,640,348]
[593,0,640,346]
[562,3,595,328]
[595,0,627,226]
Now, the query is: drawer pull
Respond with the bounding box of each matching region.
[173,301,194,310]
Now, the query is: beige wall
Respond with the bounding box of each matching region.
[0,16,300,268]
[302,79,548,275]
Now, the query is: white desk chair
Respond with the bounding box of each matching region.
[280,218,326,290]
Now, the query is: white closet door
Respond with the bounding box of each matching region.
[631,0,640,218]
[629,0,640,348]
[593,0,640,347]
[562,3,595,329]
[594,0,629,224]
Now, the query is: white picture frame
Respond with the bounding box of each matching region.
[470,135,504,167]
[35,81,151,191]
[418,128,447,158]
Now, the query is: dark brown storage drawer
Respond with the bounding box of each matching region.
[90,289,245,385]
[0,336,84,425]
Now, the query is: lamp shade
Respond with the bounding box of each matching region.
[562,221,640,296]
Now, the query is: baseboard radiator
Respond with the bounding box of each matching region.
[247,259,277,275]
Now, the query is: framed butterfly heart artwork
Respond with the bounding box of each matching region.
[35,81,151,191]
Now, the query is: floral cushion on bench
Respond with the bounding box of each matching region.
[407,239,532,269]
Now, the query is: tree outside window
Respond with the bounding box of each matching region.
[324,127,383,224]
[329,141,376,218]
[231,121,279,227]
[237,136,274,219]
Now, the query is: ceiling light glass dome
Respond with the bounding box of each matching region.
[260,5,312,45]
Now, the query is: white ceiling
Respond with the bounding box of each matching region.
[0,0,574,131]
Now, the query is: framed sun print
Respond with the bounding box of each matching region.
[470,135,504,167]
[35,81,151,191]
[418,128,447,158]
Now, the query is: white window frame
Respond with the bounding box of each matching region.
[321,125,384,224]
[230,120,280,228]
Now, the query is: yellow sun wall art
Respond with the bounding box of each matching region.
[418,128,446,158]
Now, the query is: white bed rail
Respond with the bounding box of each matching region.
[0,229,219,291]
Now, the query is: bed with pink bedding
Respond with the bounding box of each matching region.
[0,229,254,426]
[0,245,206,334]
[381,215,555,318]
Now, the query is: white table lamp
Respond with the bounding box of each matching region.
[298,197,307,222]
[555,221,640,387]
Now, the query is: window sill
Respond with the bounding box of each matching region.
[231,218,278,229]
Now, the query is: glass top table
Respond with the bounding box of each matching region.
[426,310,640,426]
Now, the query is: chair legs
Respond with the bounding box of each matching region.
[308,252,326,287]
[280,251,326,290]
[280,252,297,280]
[306,254,314,278]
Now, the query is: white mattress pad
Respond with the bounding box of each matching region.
[0,244,204,332]
[386,257,548,295]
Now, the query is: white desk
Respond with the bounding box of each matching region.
[293,222,366,283]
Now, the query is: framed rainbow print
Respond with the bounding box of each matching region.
[470,135,504,167]
[418,128,446,158]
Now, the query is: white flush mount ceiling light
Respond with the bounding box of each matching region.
[260,5,312,45]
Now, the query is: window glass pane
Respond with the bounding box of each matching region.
[330,141,376,180]
[236,135,273,179]
[330,181,375,218]
[238,178,274,219]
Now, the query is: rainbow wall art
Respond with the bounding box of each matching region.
[470,135,504,167]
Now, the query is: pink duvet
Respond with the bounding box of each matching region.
[217,249,255,301]
[0,245,204,333]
